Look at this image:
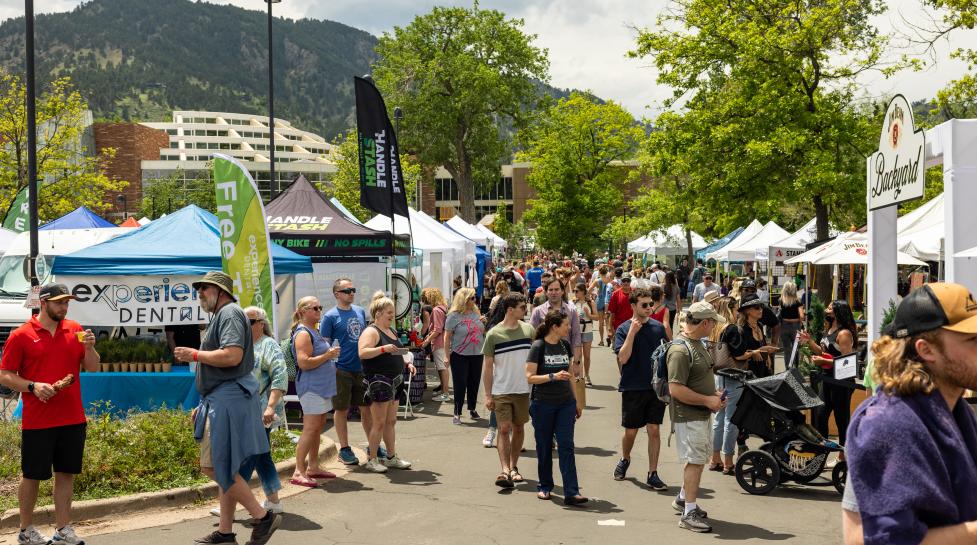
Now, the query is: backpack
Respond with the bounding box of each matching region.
[651,338,694,403]
[280,335,297,381]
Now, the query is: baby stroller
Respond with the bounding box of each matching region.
[721,367,847,495]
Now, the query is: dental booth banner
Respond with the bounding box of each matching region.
[59,275,207,326]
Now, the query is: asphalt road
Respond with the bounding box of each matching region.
[90,342,843,545]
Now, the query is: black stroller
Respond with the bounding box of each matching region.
[721,367,847,495]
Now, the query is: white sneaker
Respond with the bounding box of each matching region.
[483,428,497,447]
[364,457,389,473]
[262,500,284,514]
[209,507,221,517]
[382,454,412,469]
[18,525,50,545]
[51,524,84,545]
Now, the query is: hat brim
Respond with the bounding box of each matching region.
[943,313,977,335]
[191,281,237,301]
[42,294,76,302]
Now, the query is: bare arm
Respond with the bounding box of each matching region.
[616,321,639,366]
[669,382,723,412]
[482,354,495,408]
[358,327,394,360]
[294,330,336,371]
[526,362,571,385]
[196,346,245,368]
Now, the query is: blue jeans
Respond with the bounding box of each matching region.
[240,427,281,497]
[531,399,579,497]
[712,375,744,457]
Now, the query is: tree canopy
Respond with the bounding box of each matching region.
[373,3,549,222]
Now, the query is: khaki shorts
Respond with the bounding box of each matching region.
[199,417,213,468]
[432,348,447,371]
[333,369,368,411]
[493,393,530,425]
[675,418,713,466]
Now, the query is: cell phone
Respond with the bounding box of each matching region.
[392,347,410,356]
[720,390,728,402]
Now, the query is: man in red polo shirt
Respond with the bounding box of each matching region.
[607,273,634,332]
[0,283,100,545]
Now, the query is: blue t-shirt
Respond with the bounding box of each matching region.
[613,318,667,392]
[526,267,545,292]
[319,305,367,373]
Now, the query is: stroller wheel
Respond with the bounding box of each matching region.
[831,460,848,495]
[735,450,781,495]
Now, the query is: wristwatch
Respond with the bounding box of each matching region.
[27,382,35,393]
[548,373,554,381]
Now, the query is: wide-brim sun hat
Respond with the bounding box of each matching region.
[192,271,237,301]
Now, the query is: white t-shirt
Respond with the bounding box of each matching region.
[481,322,534,395]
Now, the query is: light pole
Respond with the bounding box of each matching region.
[266,0,281,201]
[25,0,39,311]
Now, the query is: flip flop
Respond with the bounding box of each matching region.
[708,462,723,472]
[289,476,318,488]
[537,491,551,500]
[495,473,514,489]
[307,470,337,479]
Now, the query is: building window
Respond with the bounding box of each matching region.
[435,177,458,201]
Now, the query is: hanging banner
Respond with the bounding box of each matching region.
[354,76,409,218]
[58,275,208,326]
[3,186,30,232]
[868,95,925,211]
[211,153,277,337]
[767,246,804,305]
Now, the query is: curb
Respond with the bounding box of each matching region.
[0,437,337,529]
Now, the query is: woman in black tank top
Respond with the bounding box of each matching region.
[358,293,414,473]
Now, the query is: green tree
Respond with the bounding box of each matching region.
[373,3,549,222]
[0,74,127,221]
[320,129,418,223]
[517,93,643,254]
[924,0,977,118]
[491,201,512,242]
[138,169,216,219]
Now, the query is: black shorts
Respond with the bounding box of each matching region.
[621,390,666,429]
[21,423,87,480]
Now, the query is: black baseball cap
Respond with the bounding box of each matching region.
[886,283,977,339]
[39,283,75,302]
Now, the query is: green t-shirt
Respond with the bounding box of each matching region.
[666,334,715,423]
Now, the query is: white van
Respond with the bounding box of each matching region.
[0,228,133,345]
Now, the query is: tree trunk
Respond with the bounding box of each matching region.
[455,146,476,223]
[813,195,833,302]
[683,210,695,266]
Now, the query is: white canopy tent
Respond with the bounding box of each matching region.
[475,223,507,252]
[705,219,764,261]
[897,193,944,262]
[627,234,652,253]
[628,225,707,256]
[785,232,926,266]
[956,245,977,258]
[446,216,493,248]
[709,220,788,262]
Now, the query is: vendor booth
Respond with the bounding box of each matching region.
[40,206,115,230]
[475,224,507,255]
[709,221,789,263]
[447,216,494,249]
[628,224,707,257]
[696,226,746,261]
[264,176,410,312]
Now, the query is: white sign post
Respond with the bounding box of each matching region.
[867,95,926,347]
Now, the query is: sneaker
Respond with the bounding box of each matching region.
[469,410,481,420]
[613,458,630,480]
[585,376,593,386]
[438,393,452,402]
[452,414,462,425]
[51,525,84,545]
[338,446,360,465]
[647,471,668,491]
[679,508,712,533]
[18,526,50,545]
[483,428,497,447]
[262,500,284,514]
[382,454,412,469]
[671,498,708,518]
[194,531,237,544]
[209,507,221,517]
[246,511,282,545]
[364,457,389,473]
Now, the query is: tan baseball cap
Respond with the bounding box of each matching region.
[887,282,977,338]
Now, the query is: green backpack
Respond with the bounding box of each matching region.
[280,334,297,382]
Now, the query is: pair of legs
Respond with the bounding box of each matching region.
[433,348,451,396]
[780,322,802,367]
[711,376,744,470]
[450,353,483,416]
[237,427,281,504]
[620,390,666,474]
[334,370,373,452]
[293,412,330,481]
[201,467,269,534]
[581,340,592,379]
[596,309,606,344]
[367,399,399,459]
[674,418,713,529]
[532,400,583,500]
[816,380,853,459]
[19,422,87,535]
[621,424,661,474]
[497,420,525,475]
[334,406,372,450]
[19,473,74,530]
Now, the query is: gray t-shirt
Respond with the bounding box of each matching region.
[444,311,485,356]
[196,302,254,396]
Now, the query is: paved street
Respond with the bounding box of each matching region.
[91,343,842,544]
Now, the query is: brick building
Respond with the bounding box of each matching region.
[94,123,170,220]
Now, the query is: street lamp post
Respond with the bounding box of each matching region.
[266,0,281,201]
[25,0,39,312]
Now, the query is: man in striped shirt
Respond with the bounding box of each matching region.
[482,293,535,489]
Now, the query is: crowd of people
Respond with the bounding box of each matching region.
[2,250,975,543]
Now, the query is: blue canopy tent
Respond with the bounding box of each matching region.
[40,206,115,230]
[695,227,745,261]
[53,205,312,275]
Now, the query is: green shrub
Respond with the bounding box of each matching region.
[0,407,297,513]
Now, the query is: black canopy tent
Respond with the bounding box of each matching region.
[265,176,409,262]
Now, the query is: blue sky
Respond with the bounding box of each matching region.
[0,0,973,118]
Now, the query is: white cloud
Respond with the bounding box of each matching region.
[0,0,974,119]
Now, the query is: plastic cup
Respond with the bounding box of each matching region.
[76,331,86,342]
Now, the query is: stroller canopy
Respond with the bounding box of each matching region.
[745,368,823,412]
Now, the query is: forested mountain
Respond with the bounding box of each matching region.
[0,0,382,138]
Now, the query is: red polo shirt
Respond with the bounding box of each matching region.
[1,316,86,430]
[607,288,634,332]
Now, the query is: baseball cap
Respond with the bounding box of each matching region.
[192,271,237,301]
[687,301,726,323]
[39,283,75,302]
[886,282,977,338]
[621,273,632,282]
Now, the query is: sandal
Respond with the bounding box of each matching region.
[510,467,524,483]
[495,472,514,489]
[708,462,723,472]
[307,470,337,479]
[537,491,551,500]
[722,466,735,475]
[289,476,318,488]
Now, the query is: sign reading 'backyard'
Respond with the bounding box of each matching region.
[867,95,926,210]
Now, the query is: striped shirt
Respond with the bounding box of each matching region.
[482,321,535,395]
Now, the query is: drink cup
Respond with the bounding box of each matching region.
[76,331,86,342]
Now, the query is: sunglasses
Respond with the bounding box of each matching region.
[305,305,323,312]
[336,288,356,295]
[638,302,653,309]
[249,318,262,325]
